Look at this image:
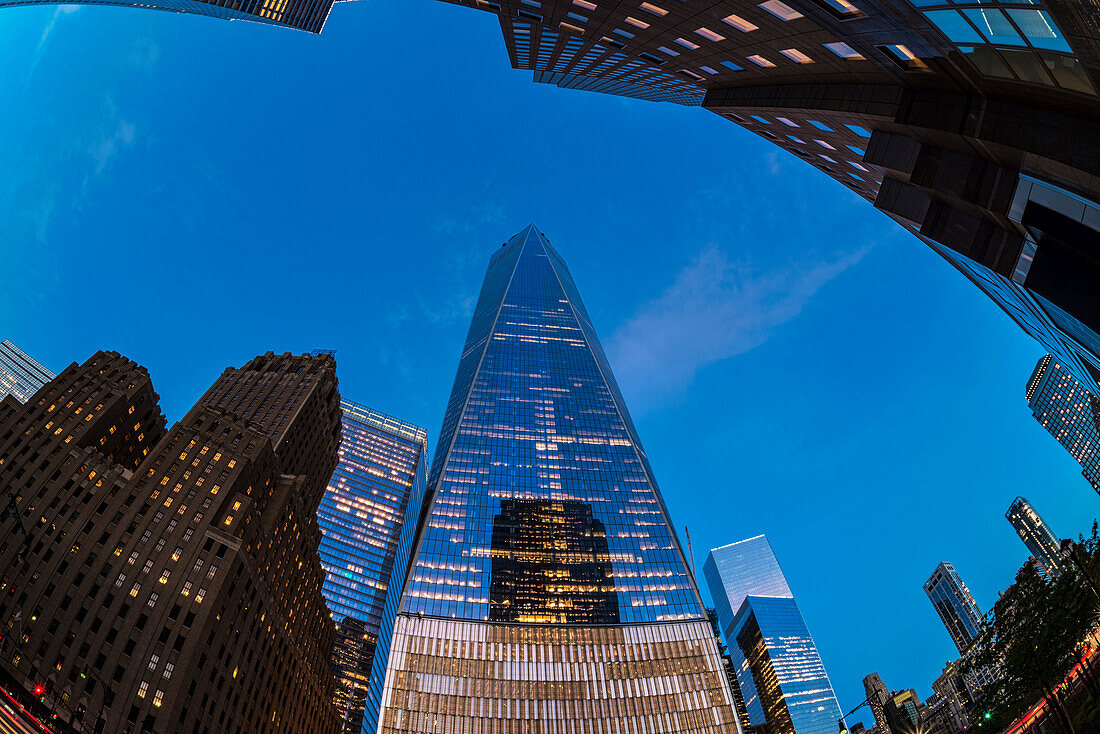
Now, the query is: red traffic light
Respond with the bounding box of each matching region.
[33,684,44,697]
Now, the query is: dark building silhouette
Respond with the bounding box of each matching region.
[437,0,1100,395]
[0,350,340,733]
[487,499,619,624]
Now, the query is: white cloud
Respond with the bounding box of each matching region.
[607,245,869,406]
[90,116,136,174]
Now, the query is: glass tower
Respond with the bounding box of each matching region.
[1005,496,1065,581]
[704,535,843,734]
[370,225,739,734]
[924,562,984,654]
[318,400,428,734]
[0,339,54,404]
[1027,354,1100,492]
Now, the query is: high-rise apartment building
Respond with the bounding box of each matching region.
[437,0,1100,395]
[924,562,985,654]
[3,0,335,32]
[1027,354,1100,492]
[1005,496,1065,580]
[704,535,843,734]
[863,673,892,734]
[0,340,55,404]
[0,350,341,733]
[318,400,428,734]
[369,225,740,734]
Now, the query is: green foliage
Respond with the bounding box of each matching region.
[964,523,1100,732]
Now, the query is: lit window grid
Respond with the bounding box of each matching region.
[319,404,427,634]
[1028,358,1100,488]
[729,596,844,733]
[1006,496,1065,580]
[402,229,703,625]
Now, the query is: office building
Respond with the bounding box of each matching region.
[925,562,985,654]
[1005,496,1065,580]
[318,401,428,734]
[369,225,740,733]
[0,340,54,404]
[705,535,843,734]
[437,0,1100,395]
[0,350,341,733]
[1027,354,1100,492]
[863,672,892,734]
[2,0,335,32]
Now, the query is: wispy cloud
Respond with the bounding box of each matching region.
[89,106,136,174]
[29,6,80,80]
[608,245,870,407]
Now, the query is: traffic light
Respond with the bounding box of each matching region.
[33,683,45,700]
[984,711,993,721]
[838,720,848,734]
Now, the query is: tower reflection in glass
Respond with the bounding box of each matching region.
[488,499,619,624]
[370,225,739,734]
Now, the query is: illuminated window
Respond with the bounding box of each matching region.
[722,13,758,32]
[747,54,776,67]
[759,0,802,20]
[674,37,699,49]
[573,0,596,8]
[780,48,814,63]
[639,2,667,15]
[625,16,649,28]
[695,27,725,42]
[824,41,864,59]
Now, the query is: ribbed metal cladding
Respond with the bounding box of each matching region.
[377,616,740,734]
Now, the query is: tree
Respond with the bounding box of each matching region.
[965,524,1100,732]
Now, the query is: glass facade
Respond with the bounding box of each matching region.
[1006,496,1065,581]
[372,225,738,734]
[402,225,700,624]
[1026,354,1100,491]
[318,400,428,734]
[705,536,842,734]
[924,562,984,654]
[0,339,54,404]
[704,535,793,639]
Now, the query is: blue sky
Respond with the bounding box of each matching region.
[2,0,1097,720]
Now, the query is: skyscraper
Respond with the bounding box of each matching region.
[924,562,985,654]
[436,0,1100,395]
[704,535,843,734]
[1005,496,1065,581]
[370,225,739,733]
[1027,354,1100,492]
[2,0,336,32]
[0,350,341,733]
[863,673,892,734]
[0,339,54,404]
[318,400,428,734]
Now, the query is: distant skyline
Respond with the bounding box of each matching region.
[2,0,1098,718]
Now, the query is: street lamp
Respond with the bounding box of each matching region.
[838,694,876,734]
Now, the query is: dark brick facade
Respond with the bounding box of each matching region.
[0,351,341,734]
